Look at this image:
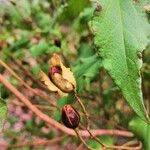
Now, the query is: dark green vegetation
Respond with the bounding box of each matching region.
[0,0,150,149]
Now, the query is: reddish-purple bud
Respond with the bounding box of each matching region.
[48,66,62,78]
[62,105,80,129]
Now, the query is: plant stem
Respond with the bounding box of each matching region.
[74,92,106,148]
[74,92,90,129]
[74,128,93,150]
[0,135,65,148]
[0,59,59,109]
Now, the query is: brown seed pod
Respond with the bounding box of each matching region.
[49,66,74,93]
[62,105,80,129]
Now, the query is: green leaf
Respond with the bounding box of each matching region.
[31,64,41,77]
[35,12,52,31]
[77,43,94,58]
[129,116,150,150]
[57,95,75,107]
[87,136,114,150]
[59,0,90,22]
[53,111,61,122]
[30,40,48,57]
[90,0,150,122]
[8,4,23,27]
[73,55,102,91]
[0,98,7,132]
[17,0,31,18]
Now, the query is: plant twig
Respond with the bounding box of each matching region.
[74,92,106,148]
[105,141,142,150]
[11,100,56,111]
[0,74,134,138]
[75,143,83,150]
[10,57,49,92]
[122,140,139,146]
[74,92,90,129]
[0,59,59,109]
[74,128,93,150]
[0,135,65,148]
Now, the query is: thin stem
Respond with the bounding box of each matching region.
[0,135,65,148]
[0,59,59,109]
[74,92,106,148]
[74,92,90,129]
[9,57,49,92]
[122,140,139,146]
[74,128,93,150]
[12,100,56,111]
[105,142,142,150]
[86,128,106,148]
[75,143,83,150]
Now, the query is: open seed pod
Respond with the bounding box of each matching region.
[39,53,76,97]
[62,105,80,129]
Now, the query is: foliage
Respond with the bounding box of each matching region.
[0,98,7,131]
[0,0,150,149]
[129,116,150,150]
[90,0,150,122]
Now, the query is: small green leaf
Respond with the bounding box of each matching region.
[57,95,75,107]
[73,55,102,91]
[87,136,114,150]
[30,40,48,57]
[0,98,7,131]
[90,0,150,122]
[129,116,150,150]
[35,12,52,31]
[53,111,61,122]
[17,0,31,18]
[31,64,41,77]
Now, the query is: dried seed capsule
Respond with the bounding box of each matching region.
[62,105,80,129]
[48,66,74,93]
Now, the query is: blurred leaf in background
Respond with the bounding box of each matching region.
[129,116,150,150]
[87,136,114,150]
[0,98,7,132]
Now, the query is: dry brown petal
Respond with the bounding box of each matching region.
[50,54,76,90]
[50,73,74,93]
[39,71,66,97]
[39,53,76,96]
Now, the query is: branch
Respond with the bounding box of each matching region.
[0,74,134,138]
[0,59,58,109]
[0,136,65,148]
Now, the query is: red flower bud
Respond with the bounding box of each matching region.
[48,66,62,77]
[62,105,80,129]
[48,66,74,93]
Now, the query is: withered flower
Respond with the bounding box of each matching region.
[40,54,76,97]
